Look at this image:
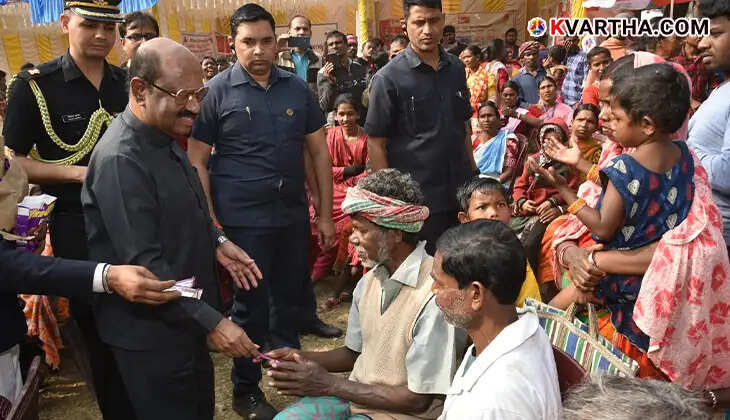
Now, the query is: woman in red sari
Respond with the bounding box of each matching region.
[309,94,367,309]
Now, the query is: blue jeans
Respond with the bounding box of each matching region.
[226,223,311,390]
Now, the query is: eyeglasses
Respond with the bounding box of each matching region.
[145,80,209,106]
[125,33,158,42]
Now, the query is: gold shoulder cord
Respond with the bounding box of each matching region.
[25,79,113,165]
[5,75,15,100]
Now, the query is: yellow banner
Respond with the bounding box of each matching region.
[2,34,23,74]
[35,34,53,64]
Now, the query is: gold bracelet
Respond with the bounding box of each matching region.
[568,198,587,215]
[587,164,601,184]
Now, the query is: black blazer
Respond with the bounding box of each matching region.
[0,239,96,352]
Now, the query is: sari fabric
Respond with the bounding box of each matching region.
[466,64,490,117]
[473,129,509,176]
[309,127,368,280]
[549,142,730,388]
[483,61,509,105]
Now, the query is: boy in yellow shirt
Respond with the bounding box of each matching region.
[456,176,542,305]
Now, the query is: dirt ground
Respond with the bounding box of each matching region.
[38,283,350,420]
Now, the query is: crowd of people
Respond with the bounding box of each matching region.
[2,0,730,419]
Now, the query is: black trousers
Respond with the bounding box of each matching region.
[110,339,214,420]
[418,210,459,255]
[225,223,310,391]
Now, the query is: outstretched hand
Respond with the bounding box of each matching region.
[543,136,584,168]
[528,157,568,187]
[106,265,180,305]
[217,241,262,291]
[207,318,261,359]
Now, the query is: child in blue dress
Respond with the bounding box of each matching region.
[534,63,694,352]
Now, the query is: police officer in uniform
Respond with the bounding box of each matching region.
[2,0,128,413]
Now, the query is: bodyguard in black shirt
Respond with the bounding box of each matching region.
[82,38,263,419]
[189,5,335,418]
[2,0,127,411]
[365,0,476,254]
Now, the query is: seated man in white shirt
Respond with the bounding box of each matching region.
[264,169,467,419]
[432,219,561,420]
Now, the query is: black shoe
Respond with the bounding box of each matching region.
[232,388,277,420]
[302,317,343,338]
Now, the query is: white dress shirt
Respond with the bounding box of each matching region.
[440,310,561,420]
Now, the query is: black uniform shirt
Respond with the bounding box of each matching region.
[192,63,325,228]
[3,50,128,212]
[364,45,473,213]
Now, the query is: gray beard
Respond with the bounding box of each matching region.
[437,293,472,329]
[356,231,391,269]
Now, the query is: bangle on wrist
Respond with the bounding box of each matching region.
[587,250,599,270]
[557,244,574,268]
[102,264,112,294]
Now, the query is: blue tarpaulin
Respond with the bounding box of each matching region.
[25,0,158,24]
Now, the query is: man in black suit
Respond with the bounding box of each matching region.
[0,237,180,406]
[82,37,263,419]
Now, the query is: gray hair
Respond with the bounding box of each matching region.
[563,375,711,420]
[357,169,425,206]
[356,169,425,245]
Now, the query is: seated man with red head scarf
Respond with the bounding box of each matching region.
[264,169,467,420]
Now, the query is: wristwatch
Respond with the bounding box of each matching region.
[214,227,228,245]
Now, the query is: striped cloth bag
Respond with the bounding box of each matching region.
[524,298,639,377]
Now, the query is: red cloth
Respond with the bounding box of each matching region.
[581,84,600,107]
[496,68,509,97]
[325,126,368,224]
[511,152,580,211]
[309,126,368,280]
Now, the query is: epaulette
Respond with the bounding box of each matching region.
[14,59,61,82]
